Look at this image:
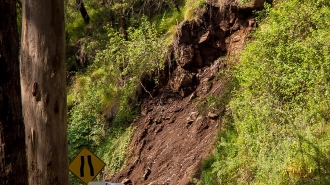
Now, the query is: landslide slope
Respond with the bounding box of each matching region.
[109,1,266,184]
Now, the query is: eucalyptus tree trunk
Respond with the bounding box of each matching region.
[0,1,28,184]
[20,0,68,184]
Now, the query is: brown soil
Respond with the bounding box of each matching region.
[108,1,266,184]
[112,64,230,184]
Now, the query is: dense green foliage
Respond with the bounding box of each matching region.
[67,19,166,183]
[202,0,330,184]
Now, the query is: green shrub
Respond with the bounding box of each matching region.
[184,0,207,20]
[68,17,166,183]
[203,0,330,184]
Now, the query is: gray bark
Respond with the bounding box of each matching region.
[20,0,69,184]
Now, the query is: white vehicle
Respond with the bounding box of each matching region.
[88,182,124,185]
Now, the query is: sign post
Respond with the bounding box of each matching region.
[69,147,106,184]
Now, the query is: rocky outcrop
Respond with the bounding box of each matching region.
[169,67,197,97]
[167,0,261,97]
[174,10,226,70]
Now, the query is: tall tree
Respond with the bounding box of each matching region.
[76,0,90,24]
[20,0,68,184]
[0,1,28,184]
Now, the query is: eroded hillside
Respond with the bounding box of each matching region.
[108,1,266,184]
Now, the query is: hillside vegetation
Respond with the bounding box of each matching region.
[202,0,330,184]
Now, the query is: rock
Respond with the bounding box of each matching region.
[195,116,203,124]
[144,116,153,125]
[248,18,256,28]
[229,13,236,24]
[167,98,174,104]
[169,67,197,97]
[169,67,193,92]
[188,92,197,102]
[194,49,203,66]
[231,22,240,32]
[211,60,220,74]
[154,125,164,133]
[138,129,148,142]
[174,106,183,112]
[122,178,132,185]
[208,112,219,119]
[178,21,192,44]
[162,113,172,120]
[232,35,241,42]
[198,30,211,44]
[201,77,212,94]
[186,117,194,124]
[179,87,194,97]
[174,13,226,70]
[253,0,266,9]
[142,107,153,116]
[187,112,199,124]
[232,18,246,32]
[190,112,198,120]
[177,44,195,68]
[143,168,151,180]
[198,42,221,66]
[169,115,176,124]
[155,117,162,124]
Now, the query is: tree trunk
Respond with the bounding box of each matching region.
[0,1,28,184]
[20,0,69,184]
[119,0,128,40]
[76,0,90,24]
[120,12,128,40]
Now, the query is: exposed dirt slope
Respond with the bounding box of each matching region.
[109,1,266,184]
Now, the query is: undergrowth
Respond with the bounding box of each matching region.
[67,17,166,183]
[201,0,330,184]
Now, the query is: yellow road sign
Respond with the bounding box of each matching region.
[69,147,106,184]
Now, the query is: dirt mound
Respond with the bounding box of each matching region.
[109,1,263,184]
